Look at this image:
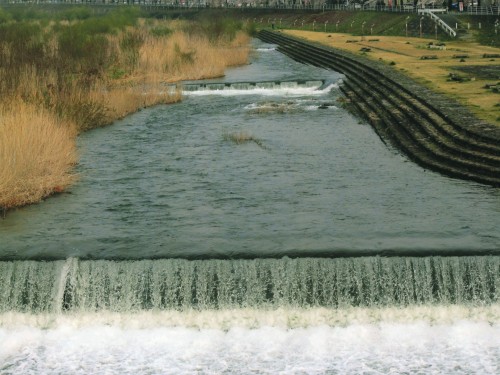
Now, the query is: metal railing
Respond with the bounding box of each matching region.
[466,6,500,15]
[0,1,499,16]
[419,8,457,37]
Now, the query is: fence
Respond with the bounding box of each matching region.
[0,1,499,16]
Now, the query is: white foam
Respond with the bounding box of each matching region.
[256,47,277,52]
[182,83,338,97]
[1,305,498,330]
[1,314,498,374]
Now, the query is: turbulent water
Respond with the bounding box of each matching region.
[1,319,498,374]
[1,257,498,313]
[0,40,499,373]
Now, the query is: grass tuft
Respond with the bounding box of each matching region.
[223,131,265,148]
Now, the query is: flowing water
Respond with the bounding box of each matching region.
[1,41,499,373]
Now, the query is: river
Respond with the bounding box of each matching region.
[0,43,499,260]
[0,40,498,374]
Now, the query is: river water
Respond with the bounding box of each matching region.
[0,40,499,373]
[0,43,499,260]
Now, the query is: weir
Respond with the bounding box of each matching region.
[1,256,497,313]
[175,79,326,92]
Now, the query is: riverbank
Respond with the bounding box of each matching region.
[286,30,500,127]
[258,30,500,187]
[0,9,250,213]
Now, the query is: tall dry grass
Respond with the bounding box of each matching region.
[137,30,250,82]
[104,85,182,121]
[99,25,249,123]
[0,101,77,210]
[0,16,250,212]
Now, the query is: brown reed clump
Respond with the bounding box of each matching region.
[0,101,78,210]
[104,84,182,121]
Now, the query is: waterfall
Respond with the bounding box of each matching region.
[0,256,497,313]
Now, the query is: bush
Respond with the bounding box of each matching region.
[56,6,92,21]
[120,30,145,71]
[150,26,173,37]
[186,17,243,42]
[58,27,111,77]
[245,22,258,37]
[0,7,11,24]
[104,7,141,30]
[0,22,47,82]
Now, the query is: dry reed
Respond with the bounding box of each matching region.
[137,30,250,82]
[104,84,182,121]
[0,18,250,212]
[0,101,77,210]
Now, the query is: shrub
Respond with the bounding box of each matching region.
[186,17,243,43]
[120,30,145,71]
[245,22,257,37]
[57,6,92,21]
[0,7,11,24]
[58,27,111,81]
[150,26,173,37]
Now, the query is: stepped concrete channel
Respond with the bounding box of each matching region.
[258,30,500,187]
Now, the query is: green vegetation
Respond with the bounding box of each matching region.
[0,7,11,23]
[184,15,244,42]
[150,25,173,37]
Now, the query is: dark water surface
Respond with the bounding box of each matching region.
[1,41,499,260]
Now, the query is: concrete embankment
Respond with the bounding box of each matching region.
[258,30,500,187]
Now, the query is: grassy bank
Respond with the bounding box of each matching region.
[240,9,498,126]
[282,29,499,127]
[0,6,250,212]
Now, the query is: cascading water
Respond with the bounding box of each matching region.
[1,40,499,374]
[1,256,498,313]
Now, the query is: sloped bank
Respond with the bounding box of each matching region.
[258,30,500,187]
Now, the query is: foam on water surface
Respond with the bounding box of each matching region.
[243,99,338,113]
[256,47,277,52]
[1,306,499,374]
